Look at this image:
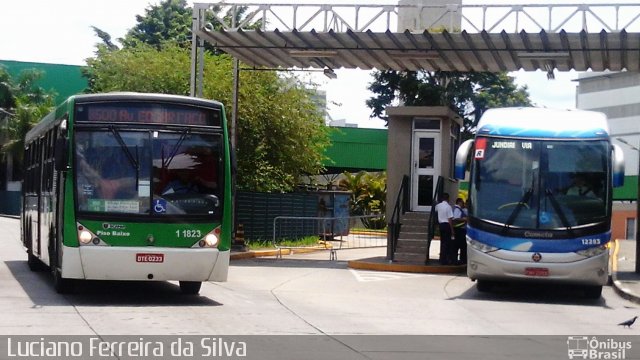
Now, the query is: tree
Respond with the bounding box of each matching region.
[366,70,531,136]
[85,0,328,192]
[122,0,193,48]
[338,171,387,229]
[119,0,260,52]
[85,43,329,192]
[0,68,56,179]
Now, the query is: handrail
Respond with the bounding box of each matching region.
[387,175,409,261]
[426,176,445,263]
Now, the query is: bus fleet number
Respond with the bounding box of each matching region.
[176,229,202,238]
[581,238,601,245]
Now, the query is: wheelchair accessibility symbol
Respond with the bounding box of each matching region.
[153,199,167,214]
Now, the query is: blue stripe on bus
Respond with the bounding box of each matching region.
[467,226,610,253]
[477,126,608,139]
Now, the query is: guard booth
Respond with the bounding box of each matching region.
[385,106,463,216]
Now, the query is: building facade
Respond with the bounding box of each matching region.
[576,72,640,239]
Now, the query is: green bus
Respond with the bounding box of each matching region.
[22,93,233,294]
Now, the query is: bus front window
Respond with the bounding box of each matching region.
[152,132,222,216]
[75,130,150,214]
[470,138,609,230]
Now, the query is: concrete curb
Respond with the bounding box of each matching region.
[611,239,640,304]
[348,257,467,274]
[230,246,329,260]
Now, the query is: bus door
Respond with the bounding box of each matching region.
[411,131,441,212]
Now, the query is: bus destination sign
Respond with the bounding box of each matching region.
[76,103,221,126]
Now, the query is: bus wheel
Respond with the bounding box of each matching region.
[476,280,495,293]
[583,285,602,299]
[52,266,74,294]
[27,251,45,272]
[179,281,202,295]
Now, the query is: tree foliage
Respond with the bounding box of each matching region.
[366,70,531,135]
[85,43,328,192]
[338,171,387,229]
[122,0,193,48]
[0,67,56,178]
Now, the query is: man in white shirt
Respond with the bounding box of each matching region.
[435,193,454,265]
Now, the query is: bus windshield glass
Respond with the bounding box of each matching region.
[75,129,222,217]
[470,137,609,230]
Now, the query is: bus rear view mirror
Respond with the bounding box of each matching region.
[612,144,625,187]
[54,137,69,172]
[455,139,474,180]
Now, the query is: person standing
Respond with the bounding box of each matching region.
[435,193,454,265]
[452,197,468,265]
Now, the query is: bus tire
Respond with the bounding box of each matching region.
[583,285,602,299]
[179,281,202,295]
[52,266,74,294]
[27,251,42,271]
[476,280,495,293]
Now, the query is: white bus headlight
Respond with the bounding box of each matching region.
[204,233,219,247]
[469,239,499,253]
[79,230,93,244]
[577,245,608,258]
[195,226,221,248]
[76,223,107,246]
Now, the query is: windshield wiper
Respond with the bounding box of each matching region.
[501,187,533,233]
[545,188,574,235]
[110,127,140,186]
[163,128,190,169]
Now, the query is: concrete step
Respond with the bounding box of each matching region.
[400,211,430,221]
[394,252,427,263]
[400,224,429,233]
[398,232,428,241]
[399,218,429,227]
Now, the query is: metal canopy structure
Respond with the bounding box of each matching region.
[191,2,640,75]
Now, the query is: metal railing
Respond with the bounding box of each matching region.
[387,175,409,261]
[273,215,387,260]
[195,2,640,33]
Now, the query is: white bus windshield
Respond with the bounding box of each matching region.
[470,138,609,230]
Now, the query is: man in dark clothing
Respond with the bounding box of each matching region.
[435,193,454,265]
[452,198,468,264]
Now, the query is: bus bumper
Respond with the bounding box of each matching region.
[61,245,230,282]
[467,246,609,286]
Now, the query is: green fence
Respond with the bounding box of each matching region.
[236,191,320,241]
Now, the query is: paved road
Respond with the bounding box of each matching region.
[0,216,638,337]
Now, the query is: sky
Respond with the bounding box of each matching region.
[0,0,581,129]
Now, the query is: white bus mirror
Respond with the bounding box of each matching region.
[455,139,474,180]
[612,144,625,187]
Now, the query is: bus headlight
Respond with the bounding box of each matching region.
[79,230,93,244]
[76,223,107,246]
[469,239,499,253]
[195,226,221,248]
[577,245,608,258]
[204,233,219,247]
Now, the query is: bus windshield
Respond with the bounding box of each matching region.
[75,129,222,217]
[470,137,609,230]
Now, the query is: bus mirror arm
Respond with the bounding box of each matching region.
[54,137,69,172]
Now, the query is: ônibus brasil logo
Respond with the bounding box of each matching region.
[567,336,632,359]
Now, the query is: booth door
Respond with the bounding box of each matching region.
[411,132,441,212]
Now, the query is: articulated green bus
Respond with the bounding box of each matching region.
[22,93,233,294]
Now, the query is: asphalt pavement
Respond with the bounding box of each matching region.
[237,237,640,303]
